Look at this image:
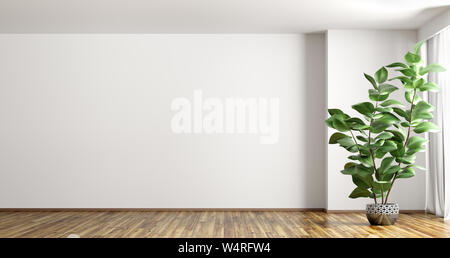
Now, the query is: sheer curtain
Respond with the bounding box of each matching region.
[426,27,450,219]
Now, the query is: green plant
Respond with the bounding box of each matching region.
[326,41,446,204]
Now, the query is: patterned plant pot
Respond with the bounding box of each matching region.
[366,203,399,226]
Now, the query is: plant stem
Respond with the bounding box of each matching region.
[384,166,399,204]
[368,102,382,203]
[349,130,361,155]
[349,130,378,204]
[403,90,416,148]
[368,149,380,203]
[384,89,417,204]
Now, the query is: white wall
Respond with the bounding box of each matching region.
[326,30,425,210]
[0,34,326,208]
[418,7,450,41]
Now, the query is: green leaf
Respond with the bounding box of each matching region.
[364,73,378,89]
[375,132,393,140]
[406,136,428,150]
[397,167,414,179]
[392,108,408,120]
[372,181,391,192]
[374,149,388,159]
[381,99,404,107]
[404,52,421,64]
[385,165,401,175]
[359,155,374,167]
[337,137,355,148]
[346,118,365,125]
[389,76,412,84]
[419,82,440,92]
[344,162,357,170]
[345,117,367,129]
[370,192,382,199]
[404,82,415,90]
[414,40,424,55]
[352,173,373,189]
[401,121,411,127]
[397,126,407,137]
[373,113,384,119]
[348,155,360,161]
[405,91,413,104]
[370,121,391,133]
[348,155,372,167]
[374,138,385,147]
[325,116,336,128]
[406,147,425,156]
[358,145,371,153]
[412,164,426,171]
[386,62,408,69]
[347,146,360,153]
[329,132,349,144]
[386,129,405,142]
[369,89,389,101]
[413,78,425,89]
[341,164,372,176]
[378,84,398,94]
[411,101,435,121]
[414,121,440,134]
[380,173,395,182]
[326,114,350,132]
[397,154,416,164]
[375,113,400,125]
[379,157,395,175]
[328,109,344,116]
[375,107,393,113]
[375,67,388,84]
[398,68,416,77]
[325,117,334,128]
[352,102,374,116]
[356,135,367,142]
[379,140,397,153]
[411,120,421,126]
[390,142,405,158]
[349,187,372,198]
[419,63,446,75]
[405,91,421,104]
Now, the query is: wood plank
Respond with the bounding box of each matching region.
[0,211,448,238]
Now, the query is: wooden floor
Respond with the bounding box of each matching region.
[0,211,449,238]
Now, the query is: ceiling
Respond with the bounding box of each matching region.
[0,0,449,33]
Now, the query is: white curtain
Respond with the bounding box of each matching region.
[426,27,450,219]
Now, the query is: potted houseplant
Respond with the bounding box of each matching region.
[326,41,446,225]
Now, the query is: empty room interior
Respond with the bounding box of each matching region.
[1,0,450,240]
